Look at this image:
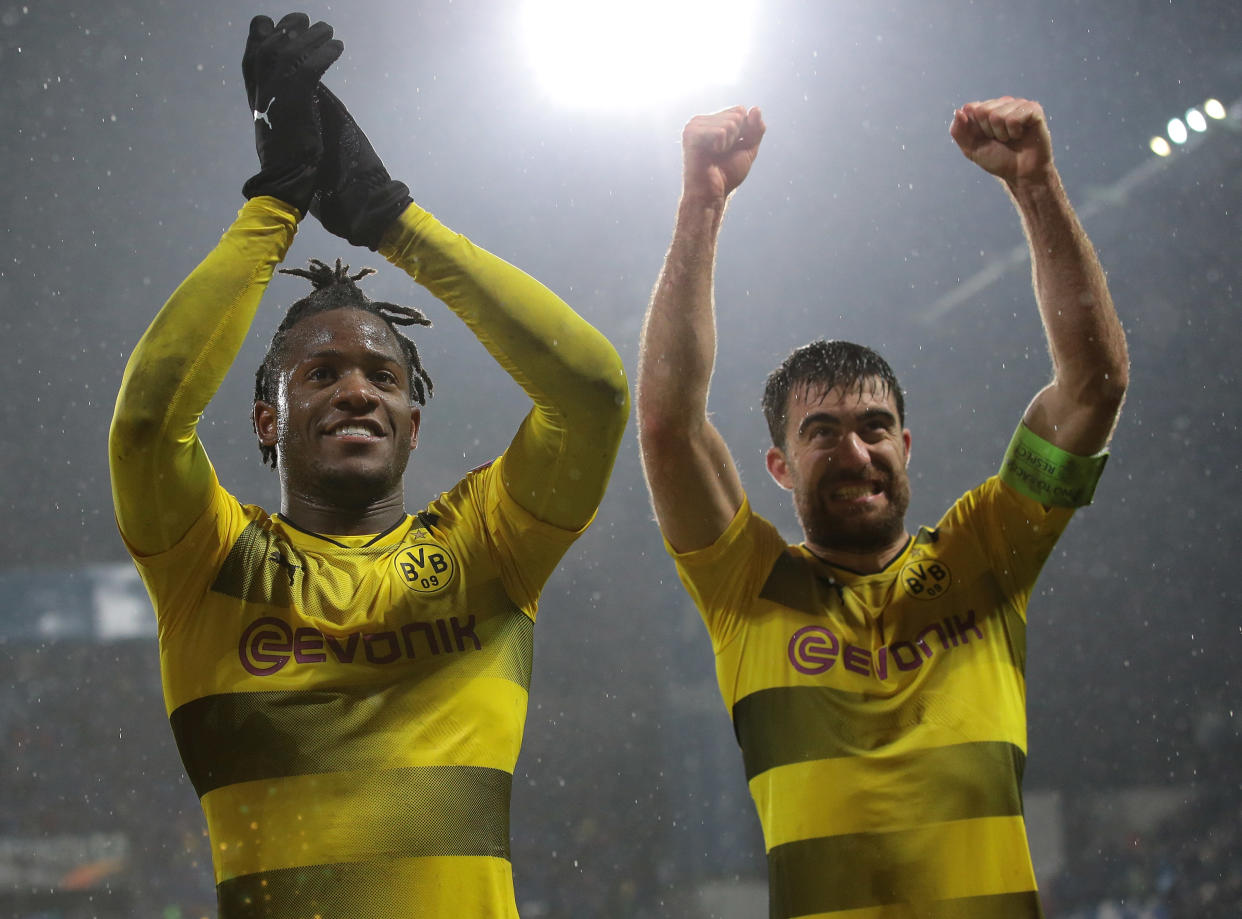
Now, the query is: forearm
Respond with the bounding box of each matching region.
[1010,173,1128,451]
[109,197,299,553]
[380,203,628,528]
[637,197,726,437]
[637,196,746,552]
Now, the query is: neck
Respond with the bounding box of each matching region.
[803,530,910,574]
[278,487,407,536]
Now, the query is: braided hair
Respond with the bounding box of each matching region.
[253,258,434,468]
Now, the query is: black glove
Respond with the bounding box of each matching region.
[241,13,343,213]
[311,84,413,250]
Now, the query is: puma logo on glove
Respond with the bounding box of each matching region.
[253,96,275,129]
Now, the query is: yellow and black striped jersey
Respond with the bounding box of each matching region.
[110,196,627,917]
[135,459,575,918]
[670,476,1075,919]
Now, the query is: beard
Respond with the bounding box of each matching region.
[794,467,911,555]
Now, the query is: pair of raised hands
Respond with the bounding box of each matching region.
[241,12,409,250]
[681,97,1058,204]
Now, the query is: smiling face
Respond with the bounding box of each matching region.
[766,378,912,559]
[253,307,420,509]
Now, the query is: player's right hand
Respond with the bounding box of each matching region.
[241,12,343,214]
[681,106,766,203]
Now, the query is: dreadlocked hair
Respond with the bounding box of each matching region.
[253,258,434,468]
[761,340,905,449]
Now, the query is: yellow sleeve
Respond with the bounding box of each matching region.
[938,476,1075,622]
[109,197,299,557]
[379,203,630,532]
[668,496,789,652]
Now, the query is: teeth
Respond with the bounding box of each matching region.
[833,485,875,499]
[334,425,376,437]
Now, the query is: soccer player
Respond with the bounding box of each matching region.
[636,99,1127,917]
[109,14,628,918]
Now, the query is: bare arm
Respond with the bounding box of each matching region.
[637,106,765,552]
[951,97,1129,455]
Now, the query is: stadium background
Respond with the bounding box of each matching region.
[1,2,1239,916]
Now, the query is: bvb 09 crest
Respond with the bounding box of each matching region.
[393,541,457,594]
[899,557,952,600]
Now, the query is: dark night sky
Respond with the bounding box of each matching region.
[2,0,1240,911]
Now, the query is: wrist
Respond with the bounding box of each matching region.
[1005,164,1062,199]
[676,193,728,228]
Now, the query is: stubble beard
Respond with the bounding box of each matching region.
[284,434,412,512]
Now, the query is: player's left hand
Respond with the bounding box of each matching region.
[950,96,1054,187]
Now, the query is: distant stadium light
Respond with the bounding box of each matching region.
[1185,108,1208,132]
[520,0,756,109]
[1167,118,1189,144]
[1149,137,1172,157]
[1204,98,1227,120]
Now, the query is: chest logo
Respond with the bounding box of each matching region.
[899,558,952,600]
[393,541,457,594]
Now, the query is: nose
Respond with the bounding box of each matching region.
[834,431,871,468]
[332,369,378,410]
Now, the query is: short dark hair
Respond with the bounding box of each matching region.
[761,340,904,448]
[253,259,434,468]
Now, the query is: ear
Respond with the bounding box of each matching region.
[765,445,794,491]
[408,406,421,451]
[253,400,278,447]
[902,428,912,466]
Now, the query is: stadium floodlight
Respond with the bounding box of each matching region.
[1149,136,1172,157]
[1167,118,1189,144]
[1204,98,1227,120]
[1185,108,1208,132]
[520,0,757,109]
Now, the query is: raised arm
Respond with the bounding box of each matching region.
[109,198,299,555]
[311,88,629,532]
[951,97,1129,455]
[110,14,340,555]
[637,106,766,552]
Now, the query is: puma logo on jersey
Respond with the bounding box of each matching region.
[268,551,302,585]
[253,96,275,129]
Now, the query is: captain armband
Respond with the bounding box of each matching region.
[999,423,1108,508]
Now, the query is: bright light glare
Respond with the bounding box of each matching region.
[1149,136,1172,157]
[1166,118,1188,144]
[1204,98,1227,120]
[1185,108,1208,132]
[521,0,757,109]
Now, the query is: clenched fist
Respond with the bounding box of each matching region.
[950,96,1055,188]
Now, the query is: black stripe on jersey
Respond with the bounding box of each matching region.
[768,843,1044,919]
[215,768,512,914]
[732,686,1026,783]
[172,685,387,795]
[172,621,534,795]
[210,522,295,605]
[758,551,839,614]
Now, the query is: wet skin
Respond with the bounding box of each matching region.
[253,307,421,532]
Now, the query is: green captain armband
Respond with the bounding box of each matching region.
[999,423,1108,507]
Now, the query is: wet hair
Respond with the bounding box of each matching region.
[253,258,434,468]
[761,340,905,448]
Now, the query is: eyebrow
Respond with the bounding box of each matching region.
[299,347,403,367]
[797,407,897,437]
